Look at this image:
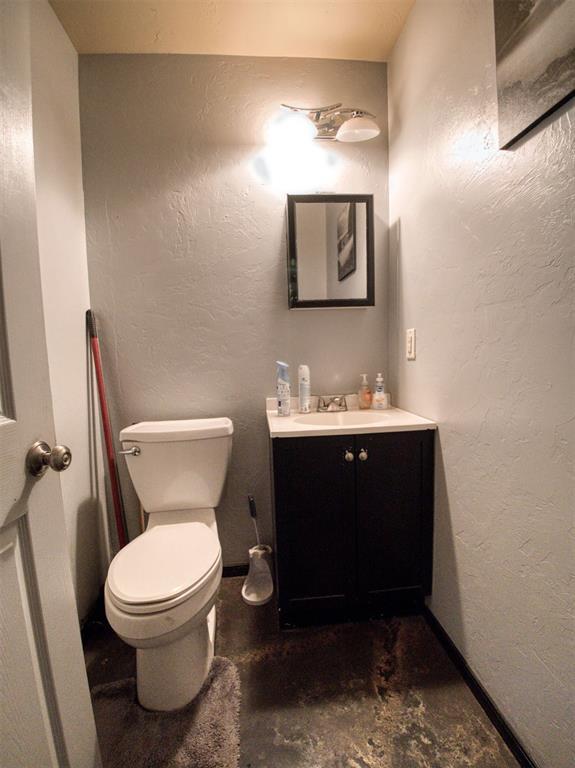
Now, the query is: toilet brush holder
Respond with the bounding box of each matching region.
[241,544,273,606]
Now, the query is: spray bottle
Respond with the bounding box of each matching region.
[276,361,291,416]
[298,364,311,413]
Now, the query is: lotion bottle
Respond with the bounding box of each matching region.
[358,373,372,410]
[276,361,291,416]
[298,365,311,413]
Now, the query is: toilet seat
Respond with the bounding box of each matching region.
[107,522,221,615]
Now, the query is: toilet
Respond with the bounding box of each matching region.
[104,417,233,711]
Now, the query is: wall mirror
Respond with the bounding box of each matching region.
[287,194,374,308]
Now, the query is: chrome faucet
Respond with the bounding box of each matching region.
[317,395,348,412]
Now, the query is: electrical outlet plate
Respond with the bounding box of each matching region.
[406,328,416,360]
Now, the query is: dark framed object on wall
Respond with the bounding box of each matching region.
[287,194,375,309]
[493,0,575,149]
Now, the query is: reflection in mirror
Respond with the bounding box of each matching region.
[287,194,374,308]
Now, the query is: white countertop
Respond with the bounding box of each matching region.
[266,397,436,438]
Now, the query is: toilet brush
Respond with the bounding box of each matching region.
[241,496,274,606]
[249,495,261,546]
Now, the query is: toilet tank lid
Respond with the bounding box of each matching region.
[120,417,233,443]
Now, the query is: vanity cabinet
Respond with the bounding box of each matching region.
[271,429,434,628]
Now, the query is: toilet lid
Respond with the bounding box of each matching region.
[107,523,221,607]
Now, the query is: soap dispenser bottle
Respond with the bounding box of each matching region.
[371,372,389,410]
[358,373,372,410]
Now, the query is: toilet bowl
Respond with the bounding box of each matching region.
[104,418,233,711]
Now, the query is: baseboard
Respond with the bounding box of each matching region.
[423,607,539,768]
[223,564,249,578]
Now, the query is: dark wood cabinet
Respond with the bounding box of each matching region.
[271,429,434,628]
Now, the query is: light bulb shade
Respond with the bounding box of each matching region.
[336,115,380,143]
[268,110,318,145]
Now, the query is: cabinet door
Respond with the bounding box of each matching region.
[356,431,433,605]
[272,435,356,624]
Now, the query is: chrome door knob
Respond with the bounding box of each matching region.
[26,441,72,477]
[344,450,355,462]
[358,449,368,462]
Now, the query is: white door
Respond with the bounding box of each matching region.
[0,3,101,767]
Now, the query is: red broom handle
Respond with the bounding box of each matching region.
[87,310,128,549]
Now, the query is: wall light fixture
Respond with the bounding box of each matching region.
[280,103,380,143]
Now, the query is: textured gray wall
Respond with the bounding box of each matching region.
[79,55,388,564]
[389,1,574,766]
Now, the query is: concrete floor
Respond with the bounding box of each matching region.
[84,577,519,768]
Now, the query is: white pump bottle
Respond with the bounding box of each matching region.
[371,372,389,410]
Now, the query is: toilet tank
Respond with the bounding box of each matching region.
[119,418,233,513]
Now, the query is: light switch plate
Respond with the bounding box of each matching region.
[406,328,416,360]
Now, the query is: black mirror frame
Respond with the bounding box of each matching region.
[287,193,375,309]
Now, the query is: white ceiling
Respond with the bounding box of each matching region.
[50,0,415,61]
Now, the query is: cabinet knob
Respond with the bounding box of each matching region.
[358,449,368,462]
[344,450,355,462]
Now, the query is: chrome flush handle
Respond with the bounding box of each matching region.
[119,446,141,456]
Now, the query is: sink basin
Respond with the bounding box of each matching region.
[293,411,388,427]
[266,397,436,437]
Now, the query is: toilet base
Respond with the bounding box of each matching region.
[136,606,216,711]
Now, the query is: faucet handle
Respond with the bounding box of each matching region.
[317,395,348,412]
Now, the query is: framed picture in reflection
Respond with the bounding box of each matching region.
[337,202,356,281]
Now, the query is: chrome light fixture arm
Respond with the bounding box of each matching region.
[281,103,379,141]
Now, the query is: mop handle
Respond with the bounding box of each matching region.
[87,309,128,548]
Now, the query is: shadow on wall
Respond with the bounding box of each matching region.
[214,401,276,561]
[386,219,401,399]
[74,497,105,615]
[429,431,465,651]
[387,220,464,650]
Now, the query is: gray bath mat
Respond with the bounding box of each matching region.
[92,656,240,768]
